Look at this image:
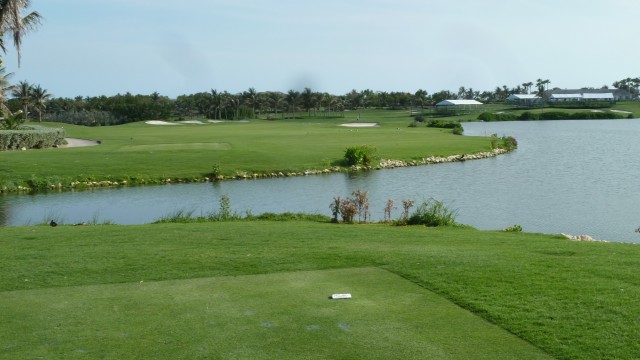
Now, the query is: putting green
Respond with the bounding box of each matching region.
[0,267,551,359]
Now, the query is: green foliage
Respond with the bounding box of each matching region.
[427,119,464,134]
[479,111,625,122]
[407,198,458,227]
[344,145,376,167]
[490,134,518,151]
[211,163,222,178]
[0,111,26,130]
[0,125,65,151]
[504,224,523,232]
[478,112,518,121]
[44,110,121,126]
[414,114,425,122]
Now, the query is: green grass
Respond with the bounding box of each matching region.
[0,267,549,359]
[2,222,640,358]
[0,109,493,190]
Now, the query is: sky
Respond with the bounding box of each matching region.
[4,0,640,98]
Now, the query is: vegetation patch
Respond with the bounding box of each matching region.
[0,125,65,151]
[478,110,628,121]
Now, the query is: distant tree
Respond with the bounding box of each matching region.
[431,90,455,104]
[242,87,258,117]
[30,84,51,121]
[300,87,316,116]
[612,77,640,97]
[11,80,31,119]
[0,66,14,113]
[285,89,300,117]
[267,91,284,116]
[0,0,42,66]
[414,89,428,109]
[522,82,533,94]
[536,78,551,96]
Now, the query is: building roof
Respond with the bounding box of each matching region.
[507,94,540,100]
[582,93,614,99]
[550,93,582,99]
[550,92,614,100]
[435,99,483,106]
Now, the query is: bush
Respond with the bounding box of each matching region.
[407,198,458,227]
[490,134,518,151]
[344,145,376,167]
[427,119,464,135]
[504,224,523,232]
[478,112,518,121]
[0,125,65,151]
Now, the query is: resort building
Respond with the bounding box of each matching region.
[506,94,542,107]
[434,99,483,114]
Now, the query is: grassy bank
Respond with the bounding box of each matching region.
[0,110,493,192]
[2,221,639,358]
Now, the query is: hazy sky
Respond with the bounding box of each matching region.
[4,0,640,98]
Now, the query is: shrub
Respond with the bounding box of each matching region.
[407,198,458,227]
[477,112,518,121]
[490,134,518,151]
[0,125,65,151]
[344,145,376,167]
[414,114,425,122]
[504,224,523,232]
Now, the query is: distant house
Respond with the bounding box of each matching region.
[547,91,615,107]
[547,88,632,101]
[506,94,541,107]
[435,99,483,114]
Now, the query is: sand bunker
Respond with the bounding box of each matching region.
[145,120,181,126]
[179,120,204,124]
[339,122,379,127]
[62,138,100,148]
[611,110,632,114]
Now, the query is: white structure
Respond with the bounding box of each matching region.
[434,99,483,114]
[506,94,541,106]
[549,93,614,101]
[435,99,483,106]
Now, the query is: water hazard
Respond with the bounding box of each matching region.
[2,119,639,242]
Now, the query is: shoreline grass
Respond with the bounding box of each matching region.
[2,221,640,358]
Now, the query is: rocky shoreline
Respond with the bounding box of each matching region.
[1,148,512,192]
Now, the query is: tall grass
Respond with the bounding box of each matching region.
[407,198,459,227]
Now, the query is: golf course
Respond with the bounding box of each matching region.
[0,109,501,192]
[2,106,640,359]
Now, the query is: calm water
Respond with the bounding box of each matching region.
[2,119,639,242]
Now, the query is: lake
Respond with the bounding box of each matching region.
[2,119,639,242]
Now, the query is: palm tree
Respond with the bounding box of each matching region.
[285,89,299,118]
[11,79,31,120]
[0,66,14,113]
[243,87,258,117]
[0,0,42,66]
[30,83,50,121]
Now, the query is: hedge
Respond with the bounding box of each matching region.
[0,126,65,151]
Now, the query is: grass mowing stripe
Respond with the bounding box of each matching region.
[0,267,551,359]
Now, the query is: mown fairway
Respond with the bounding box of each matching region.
[2,222,640,359]
[0,110,492,188]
